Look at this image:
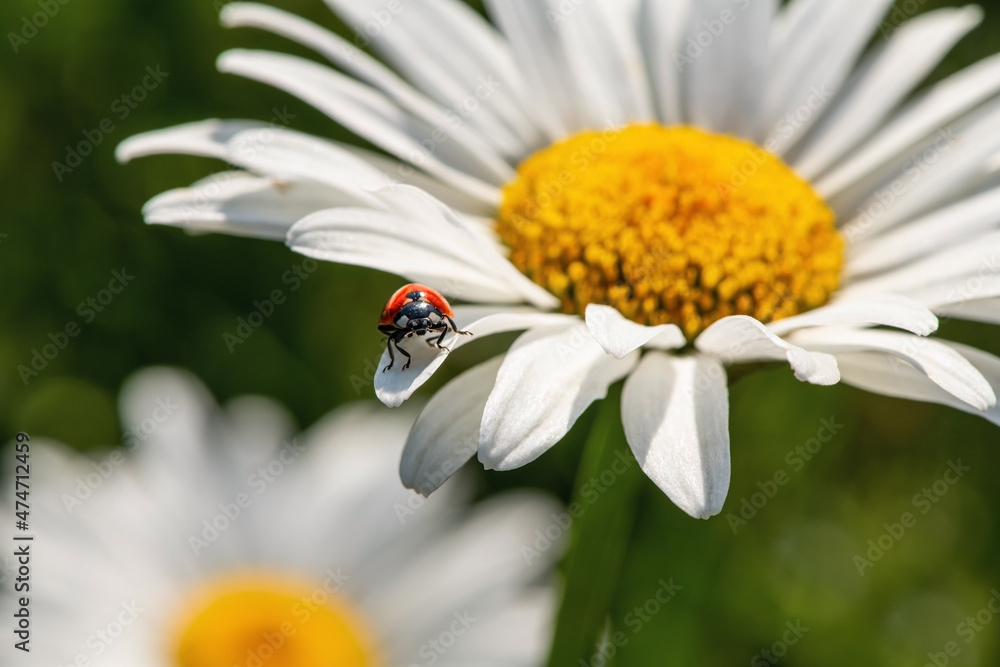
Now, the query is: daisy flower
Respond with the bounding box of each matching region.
[118,1,1000,519]
[2,368,559,666]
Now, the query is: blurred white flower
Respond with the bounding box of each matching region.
[118,1,1000,519]
[2,368,560,667]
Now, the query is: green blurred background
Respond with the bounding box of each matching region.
[3,0,1000,664]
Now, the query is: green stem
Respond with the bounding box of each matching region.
[546,384,643,667]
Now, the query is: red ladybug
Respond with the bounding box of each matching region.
[378,283,471,372]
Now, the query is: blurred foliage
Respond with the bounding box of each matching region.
[3,0,1000,664]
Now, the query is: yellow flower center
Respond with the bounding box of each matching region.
[172,573,379,667]
[497,125,844,338]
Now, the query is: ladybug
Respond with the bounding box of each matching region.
[378,283,471,372]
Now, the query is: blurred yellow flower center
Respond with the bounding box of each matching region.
[496,125,844,338]
[173,574,378,667]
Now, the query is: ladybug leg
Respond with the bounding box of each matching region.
[382,338,396,373]
[445,315,472,336]
[432,325,450,350]
[397,344,413,371]
[391,332,414,371]
[382,331,413,372]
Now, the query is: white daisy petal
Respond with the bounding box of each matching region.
[401,355,504,496]
[371,185,560,309]
[398,0,544,148]
[118,119,390,207]
[483,0,581,138]
[695,315,840,385]
[375,310,575,408]
[118,367,216,470]
[325,0,542,155]
[846,185,1000,276]
[766,294,938,337]
[683,0,775,137]
[365,491,563,650]
[816,52,1000,197]
[141,171,361,240]
[222,127,390,193]
[479,324,639,471]
[287,207,524,305]
[375,338,453,408]
[585,304,686,359]
[442,587,556,665]
[338,144,497,217]
[110,121,256,174]
[766,0,814,52]
[836,351,978,413]
[221,2,534,162]
[947,341,1000,414]
[837,343,1000,426]
[556,0,654,126]
[216,48,506,200]
[218,395,298,473]
[622,352,730,519]
[115,119,270,163]
[909,275,1000,311]
[639,0,690,124]
[792,6,983,179]
[841,231,1000,300]
[836,99,1000,241]
[789,327,996,411]
[449,307,578,336]
[936,298,1000,325]
[267,405,454,573]
[759,0,893,149]
[376,177,504,249]
[284,183,557,307]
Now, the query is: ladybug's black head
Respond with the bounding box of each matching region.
[394,299,443,332]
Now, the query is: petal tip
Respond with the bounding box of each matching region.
[675,496,725,521]
[215,49,249,74]
[217,2,246,27]
[114,138,139,164]
[379,397,405,409]
[401,476,435,498]
[981,386,998,411]
[375,387,405,409]
[959,4,985,25]
[477,445,498,471]
[919,321,940,337]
